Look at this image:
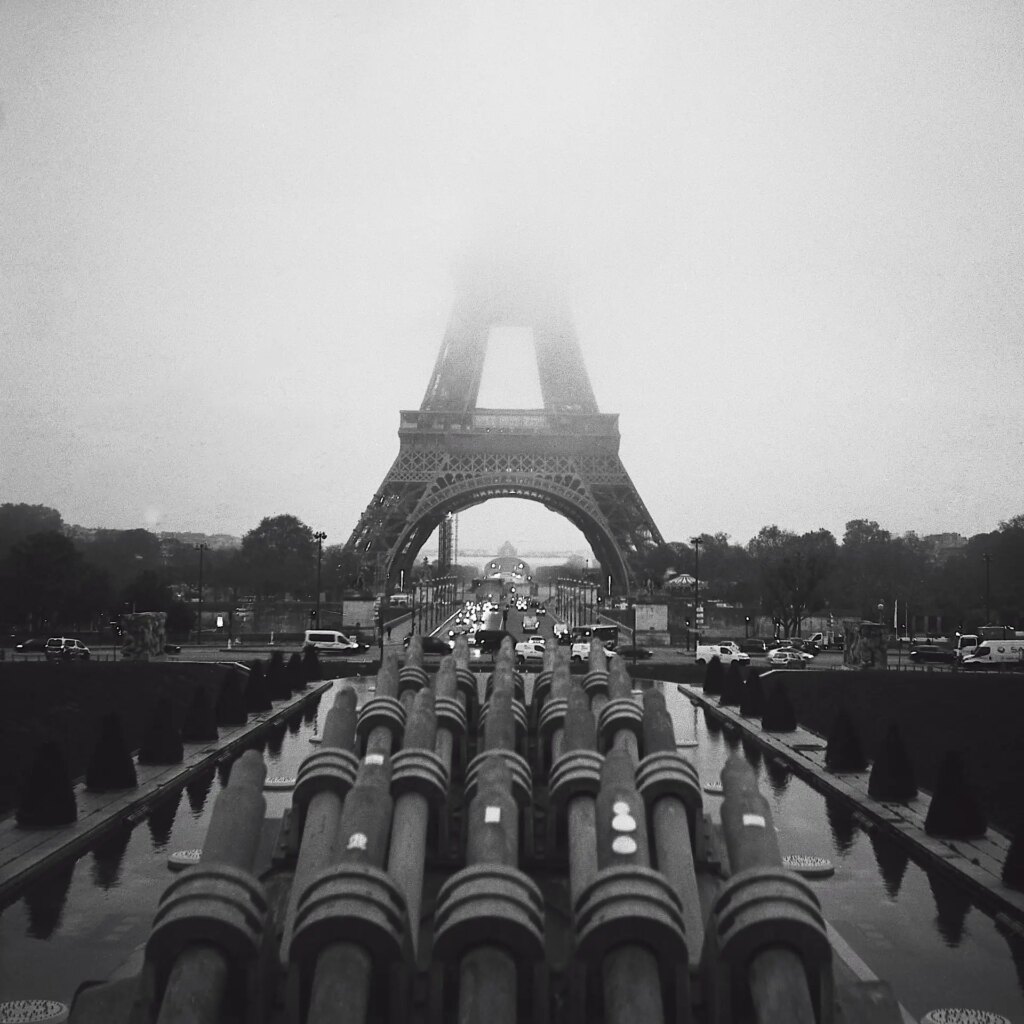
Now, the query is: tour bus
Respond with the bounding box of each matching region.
[569,623,620,650]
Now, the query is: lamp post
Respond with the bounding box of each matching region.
[690,536,702,649]
[983,552,991,623]
[313,531,327,626]
[745,615,750,639]
[194,543,208,645]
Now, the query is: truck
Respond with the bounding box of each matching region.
[961,638,1024,669]
[695,641,750,666]
[954,625,1023,661]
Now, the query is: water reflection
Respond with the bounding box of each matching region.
[764,757,791,797]
[23,859,76,940]
[868,830,910,901]
[722,724,741,750]
[927,868,972,947]
[998,923,1024,997]
[287,712,303,736]
[146,788,183,850]
[266,722,287,758]
[826,799,859,854]
[741,736,762,768]
[90,825,132,890]
[217,757,234,787]
[186,768,216,816]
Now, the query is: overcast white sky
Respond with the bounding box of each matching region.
[2,1,1022,555]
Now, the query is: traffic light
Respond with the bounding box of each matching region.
[310,609,318,622]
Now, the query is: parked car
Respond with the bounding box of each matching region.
[14,637,48,653]
[515,640,546,666]
[908,644,956,665]
[403,634,453,655]
[164,643,182,654]
[44,637,91,661]
[737,638,769,654]
[617,644,654,660]
[781,638,819,655]
[767,649,809,667]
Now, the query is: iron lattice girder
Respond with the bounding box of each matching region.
[342,259,665,593]
[345,423,665,593]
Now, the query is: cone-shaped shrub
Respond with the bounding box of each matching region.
[761,682,797,732]
[138,698,183,765]
[739,668,765,718]
[720,662,744,706]
[302,647,322,683]
[703,655,724,695]
[17,741,77,827]
[181,685,218,742]
[825,709,867,773]
[216,666,248,726]
[925,751,987,838]
[86,713,137,791]
[245,660,272,713]
[287,652,305,692]
[267,649,290,700]
[868,723,917,802]
[1002,813,1024,889]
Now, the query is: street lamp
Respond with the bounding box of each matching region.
[690,536,702,649]
[313,531,327,625]
[194,543,208,645]
[745,615,750,639]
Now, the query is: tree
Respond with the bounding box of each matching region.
[748,526,838,636]
[0,503,63,560]
[80,528,163,592]
[241,515,316,599]
[2,530,103,631]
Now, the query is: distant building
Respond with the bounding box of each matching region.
[924,533,968,561]
[482,542,532,585]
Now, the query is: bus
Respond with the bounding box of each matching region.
[569,623,620,650]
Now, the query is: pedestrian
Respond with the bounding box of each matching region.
[386,623,392,640]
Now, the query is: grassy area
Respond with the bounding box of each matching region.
[0,661,235,816]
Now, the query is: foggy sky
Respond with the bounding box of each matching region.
[2,1,1022,554]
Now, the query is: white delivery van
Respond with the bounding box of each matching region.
[961,640,1024,668]
[695,642,750,666]
[303,630,362,653]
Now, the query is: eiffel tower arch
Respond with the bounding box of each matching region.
[341,258,666,596]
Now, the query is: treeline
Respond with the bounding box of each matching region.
[0,505,341,635]
[540,518,1024,636]
[3,503,1023,637]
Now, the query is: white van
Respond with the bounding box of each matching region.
[695,642,750,666]
[303,630,362,654]
[961,640,1024,669]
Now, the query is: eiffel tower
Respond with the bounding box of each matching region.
[341,257,665,595]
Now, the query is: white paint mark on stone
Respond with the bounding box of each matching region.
[347,832,368,851]
[742,813,767,828]
[611,836,638,856]
[485,806,501,823]
[611,814,637,833]
[612,800,631,815]
[364,754,384,765]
